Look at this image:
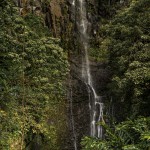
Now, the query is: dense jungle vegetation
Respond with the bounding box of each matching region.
[82,0,150,149]
[0,0,69,149]
[0,0,150,150]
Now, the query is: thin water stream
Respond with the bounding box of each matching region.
[77,0,104,138]
[70,0,104,149]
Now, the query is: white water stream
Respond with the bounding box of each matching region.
[77,0,104,138]
[70,1,104,149]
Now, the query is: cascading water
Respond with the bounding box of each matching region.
[72,0,104,138]
[69,81,77,150]
[69,1,78,150]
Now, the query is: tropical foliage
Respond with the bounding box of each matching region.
[104,0,150,119]
[81,117,150,150]
[82,0,150,149]
[0,1,68,149]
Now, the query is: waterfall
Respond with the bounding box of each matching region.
[68,74,77,150]
[72,0,104,138]
[70,85,77,150]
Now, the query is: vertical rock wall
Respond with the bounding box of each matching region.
[14,0,111,149]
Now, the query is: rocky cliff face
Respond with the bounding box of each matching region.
[15,0,111,149]
[49,0,110,149]
[61,1,111,149]
[15,0,66,37]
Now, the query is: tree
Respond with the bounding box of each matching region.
[0,1,68,149]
